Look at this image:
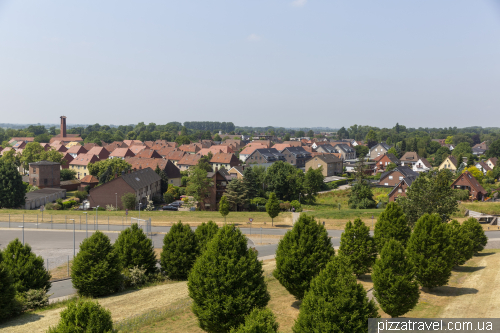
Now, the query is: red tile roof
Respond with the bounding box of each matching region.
[110,148,135,158]
[70,153,100,166]
[210,153,238,164]
[135,149,162,159]
[178,154,202,166]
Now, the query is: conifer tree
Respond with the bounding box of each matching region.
[188,225,270,333]
[339,218,377,276]
[160,221,198,280]
[47,299,113,333]
[71,231,122,297]
[113,223,158,275]
[462,218,488,253]
[0,160,26,208]
[242,166,259,200]
[447,220,474,266]
[406,213,454,289]
[1,239,51,293]
[230,308,279,333]
[155,165,169,194]
[374,202,411,250]
[372,239,420,318]
[293,256,379,332]
[265,192,280,226]
[0,251,16,321]
[225,178,247,211]
[194,221,219,254]
[273,214,335,300]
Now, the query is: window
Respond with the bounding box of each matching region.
[389,176,393,180]
[318,164,321,168]
[33,168,37,174]
[384,183,388,186]
[33,178,37,185]
[44,179,48,185]
[398,189,402,193]
[399,176,403,180]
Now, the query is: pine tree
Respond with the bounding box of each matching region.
[155,165,169,194]
[372,239,420,318]
[447,220,474,266]
[339,218,377,277]
[230,308,279,333]
[47,299,113,333]
[293,256,379,333]
[113,223,158,275]
[188,225,270,333]
[406,213,454,289]
[219,195,230,223]
[194,221,219,254]
[224,178,247,211]
[265,192,280,226]
[0,160,26,208]
[0,251,16,321]
[374,202,411,250]
[71,231,122,297]
[242,167,260,200]
[462,218,488,254]
[273,214,335,300]
[160,221,198,280]
[1,239,51,294]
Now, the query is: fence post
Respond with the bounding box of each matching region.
[66,215,67,229]
[23,214,24,230]
[51,215,53,229]
[9,214,10,228]
[67,256,69,277]
[80,215,82,230]
[108,216,109,231]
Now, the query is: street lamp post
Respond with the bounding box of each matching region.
[18,226,24,245]
[93,206,99,230]
[69,219,75,258]
[83,212,88,238]
[139,203,142,219]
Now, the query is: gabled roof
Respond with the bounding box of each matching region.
[380,166,419,181]
[211,145,234,154]
[476,161,491,172]
[487,157,498,167]
[452,171,487,194]
[316,144,338,154]
[282,146,311,158]
[155,147,177,157]
[370,142,392,152]
[252,148,285,162]
[416,158,432,168]
[83,143,99,151]
[444,156,459,167]
[120,168,162,191]
[400,151,420,162]
[87,147,110,160]
[389,175,418,197]
[228,166,245,176]
[125,157,181,178]
[70,153,100,166]
[240,145,263,156]
[307,153,342,164]
[473,141,488,150]
[105,141,128,152]
[282,141,303,147]
[165,150,186,161]
[179,144,201,153]
[29,160,60,166]
[210,153,239,164]
[128,145,147,155]
[67,145,88,154]
[52,144,68,152]
[272,144,292,152]
[123,140,143,147]
[177,154,202,166]
[109,148,135,158]
[333,144,355,153]
[80,175,99,183]
[135,149,162,159]
[199,147,223,156]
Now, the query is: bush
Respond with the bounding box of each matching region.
[17,287,50,311]
[372,239,419,318]
[293,256,379,332]
[62,200,77,210]
[188,225,270,333]
[114,223,158,276]
[406,214,454,289]
[348,182,376,209]
[163,192,174,204]
[453,189,470,201]
[53,203,62,210]
[1,239,51,294]
[194,221,219,254]
[121,192,136,210]
[56,198,63,206]
[123,266,148,288]
[230,308,279,333]
[45,202,55,210]
[0,251,16,321]
[60,168,77,181]
[339,218,377,277]
[160,221,198,280]
[251,197,267,206]
[71,231,122,297]
[279,202,291,211]
[290,200,301,211]
[47,299,113,333]
[74,191,87,202]
[462,218,488,254]
[273,214,335,300]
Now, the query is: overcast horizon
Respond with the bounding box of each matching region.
[1,0,499,128]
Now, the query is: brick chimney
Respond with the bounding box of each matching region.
[60,116,67,138]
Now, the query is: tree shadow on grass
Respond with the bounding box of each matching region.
[357,274,373,283]
[291,300,302,310]
[274,224,292,228]
[453,266,485,273]
[0,313,43,329]
[475,251,495,257]
[424,286,478,297]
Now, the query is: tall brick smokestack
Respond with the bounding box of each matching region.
[60,116,67,138]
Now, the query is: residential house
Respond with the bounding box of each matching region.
[210,153,240,172]
[373,153,400,173]
[165,151,186,166]
[177,154,202,171]
[83,143,99,151]
[51,144,68,153]
[156,146,178,158]
[438,156,459,171]
[80,175,99,191]
[223,139,243,150]
[388,176,417,202]
[199,147,223,157]
[125,157,182,186]
[475,161,491,175]
[203,169,231,211]
[128,145,147,155]
[210,145,235,154]
[12,141,27,150]
[472,147,487,156]
[29,161,61,189]
[123,140,143,147]
[315,144,338,155]
[305,154,343,177]
[87,147,111,160]
[69,154,100,179]
[400,152,420,167]
[473,141,489,151]
[228,166,245,179]
[379,166,419,187]
[88,168,162,210]
[451,171,487,201]
[67,145,88,158]
[245,148,286,165]
[109,148,135,159]
[179,144,201,154]
[239,145,265,162]
[333,144,356,160]
[486,158,498,170]
[135,149,163,159]
[329,141,354,148]
[281,146,312,168]
[432,139,446,146]
[61,153,74,169]
[105,141,128,152]
[272,143,292,152]
[282,141,303,147]
[413,158,432,173]
[369,142,392,159]
[9,137,34,145]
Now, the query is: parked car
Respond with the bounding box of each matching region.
[169,201,183,207]
[162,205,178,211]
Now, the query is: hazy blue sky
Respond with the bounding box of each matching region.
[1,0,499,128]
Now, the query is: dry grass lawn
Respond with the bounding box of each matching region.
[2,250,499,332]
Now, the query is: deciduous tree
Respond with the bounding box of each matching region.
[219,196,230,223]
[186,165,213,210]
[0,159,26,208]
[265,193,280,226]
[0,251,16,321]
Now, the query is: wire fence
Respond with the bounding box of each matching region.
[46,255,73,281]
